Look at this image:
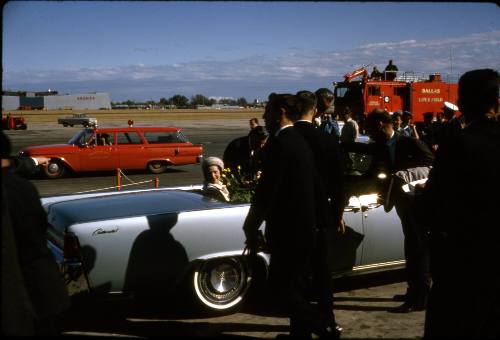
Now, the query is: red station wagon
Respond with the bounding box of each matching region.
[19,126,204,179]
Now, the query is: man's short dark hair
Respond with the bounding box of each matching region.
[423,112,434,120]
[248,125,267,139]
[366,109,392,125]
[458,68,500,120]
[248,125,268,148]
[392,111,402,119]
[294,91,317,117]
[267,92,297,120]
[315,88,334,101]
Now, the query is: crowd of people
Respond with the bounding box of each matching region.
[203,68,499,339]
[2,68,499,338]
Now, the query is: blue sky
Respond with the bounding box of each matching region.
[3,1,500,102]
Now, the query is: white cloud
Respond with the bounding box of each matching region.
[3,31,499,100]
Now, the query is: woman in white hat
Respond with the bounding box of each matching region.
[201,156,230,202]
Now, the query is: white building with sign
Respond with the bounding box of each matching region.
[43,92,111,110]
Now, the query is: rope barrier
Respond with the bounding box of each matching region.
[74,180,154,194]
[74,168,160,194]
[118,168,136,184]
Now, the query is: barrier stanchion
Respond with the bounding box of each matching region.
[154,176,159,188]
[117,168,121,191]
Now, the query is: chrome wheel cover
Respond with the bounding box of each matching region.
[48,162,61,174]
[194,257,250,310]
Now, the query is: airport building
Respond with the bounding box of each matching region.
[2,96,20,110]
[2,91,111,110]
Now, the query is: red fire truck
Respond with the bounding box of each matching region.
[2,113,27,130]
[333,66,459,122]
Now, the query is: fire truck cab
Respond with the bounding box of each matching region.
[333,66,459,122]
[2,113,27,130]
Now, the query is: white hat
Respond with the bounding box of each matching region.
[443,101,458,111]
[202,156,224,172]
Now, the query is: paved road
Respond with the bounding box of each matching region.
[5,121,248,196]
[5,121,425,338]
[62,271,424,339]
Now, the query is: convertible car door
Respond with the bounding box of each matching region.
[328,195,365,273]
[358,194,405,267]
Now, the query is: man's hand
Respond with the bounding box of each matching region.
[377,195,385,205]
[337,219,346,234]
[1,158,12,168]
[414,182,426,192]
[32,156,50,167]
[244,231,260,256]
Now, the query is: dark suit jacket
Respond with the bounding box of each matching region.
[1,183,36,335]
[294,121,345,227]
[347,134,434,174]
[437,116,462,144]
[424,118,500,241]
[2,169,70,320]
[346,134,434,210]
[11,157,38,177]
[386,135,434,210]
[223,136,251,173]
[252,126,317,253]
[422,118,500,336]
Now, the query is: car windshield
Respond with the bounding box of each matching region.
[68,128,94,145]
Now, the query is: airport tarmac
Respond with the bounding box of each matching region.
[4,118,425,339]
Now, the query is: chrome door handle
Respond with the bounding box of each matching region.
[344,206,361,213]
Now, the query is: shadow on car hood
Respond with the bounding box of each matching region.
[46,190,230,230]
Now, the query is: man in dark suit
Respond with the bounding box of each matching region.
[292,90,345,336]
[315,88,340,143]
[223,125,268,178]
[362,109,435,313]
[421,69,500,338]
[1,131,70,335]
[384,59,398,81]
[243,93,337,338]
[0,145,50,177]
[1,184,37,335]
[437,101,463,146]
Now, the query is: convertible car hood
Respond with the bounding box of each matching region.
[47,190,230,230]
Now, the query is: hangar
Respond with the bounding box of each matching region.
[2,91,111,110]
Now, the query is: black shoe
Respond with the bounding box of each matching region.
[390,301,426,313]
[392,293,407,302]
[317,324,342,339]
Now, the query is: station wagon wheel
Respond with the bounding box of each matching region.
[148,161,168,174]
[193,256,251,311]
[44,160,67,179]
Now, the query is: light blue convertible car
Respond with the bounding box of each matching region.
[44,152,405,313]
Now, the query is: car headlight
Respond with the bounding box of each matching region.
[377,172,387,179]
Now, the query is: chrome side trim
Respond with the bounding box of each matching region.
[352,260,406,272]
